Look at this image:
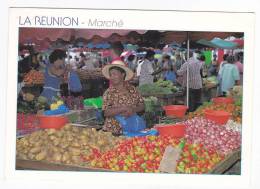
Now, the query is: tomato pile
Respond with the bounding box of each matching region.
[188,102,242,123]
[23,70,44,85]
[81,135,224,174]
[176,143,224,174]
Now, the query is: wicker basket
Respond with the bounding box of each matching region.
[76,69,104,80]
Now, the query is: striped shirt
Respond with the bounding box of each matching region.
[139,59,154,86]
[177,57,203,89]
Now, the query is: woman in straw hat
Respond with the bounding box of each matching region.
[101,60,145,135]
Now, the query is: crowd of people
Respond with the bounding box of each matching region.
[17,41,243,135]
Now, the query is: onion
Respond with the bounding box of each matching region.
[184,117,241,155]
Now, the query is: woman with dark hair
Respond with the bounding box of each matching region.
[40,49,68,104]
[110,41,124,62]
[101,60,144,135]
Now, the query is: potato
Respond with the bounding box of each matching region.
[61,152,70,163]
[29,137,39,144]
[60,142,69,149]
[34,141,43,147]
[55,131,64,138]
[71,155,80,163]
[53,138,60,146]
[52,152,62,162]
[21,138,29,146]
[69,147,81,156]
[65,160,72,165]
[17,153,28,160]
[49,135,57,141]
[46,128,56,135]
[23,149,29,154]
[72,127,80,133]
[35,150,47,161]
[82,129,90,136]
[97,140,105,146]
[71,141,80,148]
[28,153,36,160]
[79,135,87,140]
[67,135,74,142]
[64,124,72,131]
[52,147,60,153]
[29,147,41,154]
[80,140,88,146]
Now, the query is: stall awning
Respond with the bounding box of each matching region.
[197,38,239,49]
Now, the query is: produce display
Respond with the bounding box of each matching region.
[77,68,104,80]
[183,117,241,155]
[82,136,223,174]
[138,79,178,96]
[176,143,224,174]
[227,86,243,106]
[61,96,84,110]
[17,113,40,136]
[203,76,218,89]
[23,93,35,102]
[50,100,65,110]
[225,120,242,132]
[23,69,44,85]
[17,96,48,114]
[143,96,160,112]
[188,102,242,123]
[16,125,123,165]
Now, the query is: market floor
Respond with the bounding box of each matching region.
[224,160,241,175]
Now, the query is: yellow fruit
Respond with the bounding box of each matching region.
[50,103,58,110]
[24,93,35,102]
[57,100,64,106]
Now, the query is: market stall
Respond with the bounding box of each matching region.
[16,92,242,174]
[16,28,243,174]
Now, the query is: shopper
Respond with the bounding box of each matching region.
[110,41,124,62]
[217,54,229,96]
[208,54,218,77]
[175,50,184,70]
[161,54,176,83]
[40,49,68,104]
[126,54,137,72]
[139,50,155,86]
[218,55,240,96]
[101,60,144,135]
[234,53,243,85]
[177,53,203,112]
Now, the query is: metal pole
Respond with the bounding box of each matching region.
[67,47,71,96]
[186,32,190,108]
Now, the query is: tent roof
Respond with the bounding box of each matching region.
[197,38,239,49]
[19,28,243,51]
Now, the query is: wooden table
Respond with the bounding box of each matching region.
[209,148,241,174]
[16,159,108,172]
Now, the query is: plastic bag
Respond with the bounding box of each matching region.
[44,105,69,115]
[68,71,82,92]
[115,114,146,133]
[123,129,158,137]
[84,97,103,109]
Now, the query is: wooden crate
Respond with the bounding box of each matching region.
[208,148,241,174]
[16,159,109,172]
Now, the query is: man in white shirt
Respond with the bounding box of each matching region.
[139,50,155,86]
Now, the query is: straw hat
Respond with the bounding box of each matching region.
[102,60,134,81]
